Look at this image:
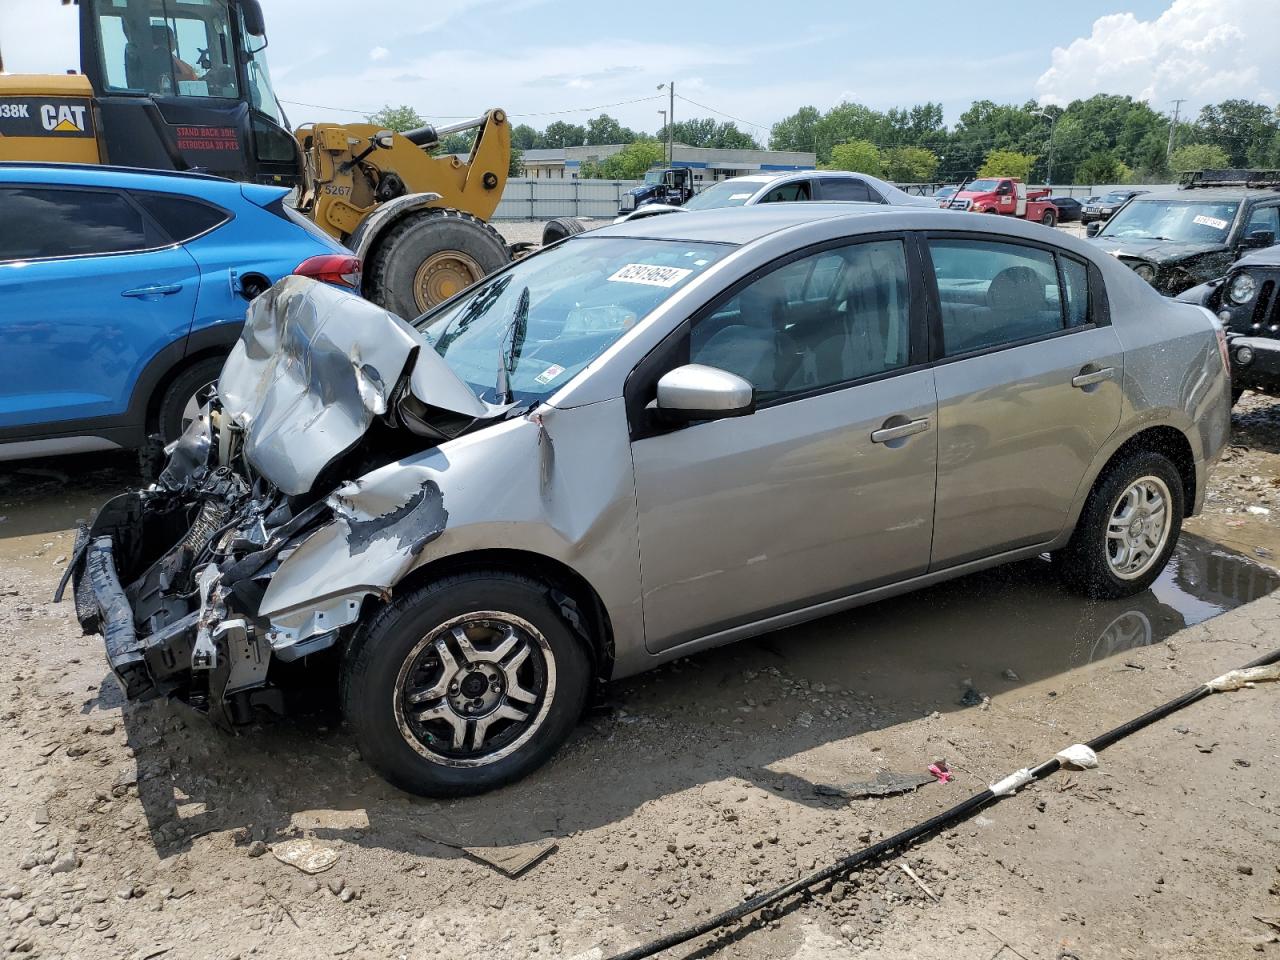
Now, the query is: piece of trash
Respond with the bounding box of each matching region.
[271,838,340,875]
[928,761,952,784]
[1246,505,1270,515]
[1195,741,1218,754]
[1206,663,1280,692]
[418,831,557,878]
[1123,661,1146,671]
[1055,744,1099,770]
[899,862,940,902]
[815,770,935,799]
[959,688,984,706]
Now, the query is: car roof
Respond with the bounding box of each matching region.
[1126,186,1278,202]
[0,162,259,200]
[587,202,1104,254]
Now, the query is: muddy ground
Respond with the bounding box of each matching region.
[2,396,1280,960]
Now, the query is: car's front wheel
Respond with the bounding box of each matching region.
[1056,450,1184,599]
[341,571,592,796]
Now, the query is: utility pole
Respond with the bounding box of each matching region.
[1167,98,1186,163]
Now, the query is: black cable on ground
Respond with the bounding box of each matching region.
[602,647,1280,960]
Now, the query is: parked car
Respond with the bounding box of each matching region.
[1049,196,1084,222]
[0,163,358,464]
[1081,189,1148,224]
[70,204,1231,796]
[1178,243,1280,403]
[934,185,960,206]
[613,170,934,222]
[1088,175,1280,296]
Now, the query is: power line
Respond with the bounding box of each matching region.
[673,93,770,131]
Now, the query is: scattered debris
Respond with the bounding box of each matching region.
[817,770,935,799]
[417,832,557,878]
[899,863,940,902]
[271,838,340,875]
[929,762,953,784]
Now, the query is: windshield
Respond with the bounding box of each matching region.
[935,186,957,197]
[643,170,664,185]
[962,179,1001,193]
[1102,192,1132,204]
[415,238,731,404]
[684,180,762,210]
[91,0,240,98]
[1100,199,1241,243]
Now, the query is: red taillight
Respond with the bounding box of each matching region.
[293,254,362,290]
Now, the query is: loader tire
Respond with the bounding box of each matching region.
[366,207,510,319]
[541,217,587,245]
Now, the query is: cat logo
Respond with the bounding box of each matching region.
[41,103,88,133]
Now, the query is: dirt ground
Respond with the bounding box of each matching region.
[2,389,1280,960]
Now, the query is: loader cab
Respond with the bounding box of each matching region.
[79,0,301,185]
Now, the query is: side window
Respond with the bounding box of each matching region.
[928,238,1065,356]
[133,193,229,242]
[1060,256,1090,327]
[758,180,812,203]
[819,178,874,203]
[1245,204,1279,240]
[690,239,911,402]
[91,0,240,99]
[0,187,153,261]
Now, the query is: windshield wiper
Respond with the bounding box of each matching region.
[495,286,530,405]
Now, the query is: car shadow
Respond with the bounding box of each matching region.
[100,530,1277,864]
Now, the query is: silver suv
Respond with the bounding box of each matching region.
[71,205,1232,796]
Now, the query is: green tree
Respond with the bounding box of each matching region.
[597,139,666,180]
[882,146,939,182]
[1169,143,1232,173]
[978,149,1037,181]
[436,132,473,155]
[827,140,882,176]
[509,148,524,177]
[585,113,638,146]
[511,123,542,150]
[366,104,424,132]
[660,118,760,150]
[542,121,586,148]
[1195,100,1279,166]
[769,106,822,153]
[1074,151,1124,184]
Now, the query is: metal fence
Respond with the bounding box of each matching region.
[492,178,1183,220]
[493,178,640,221]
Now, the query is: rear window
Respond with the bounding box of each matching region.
[133,192,229,242]
[0,186,159,260]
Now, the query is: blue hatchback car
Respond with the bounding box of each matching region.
[0,163,357,463]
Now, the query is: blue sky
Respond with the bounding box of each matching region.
[3,0,1275,137]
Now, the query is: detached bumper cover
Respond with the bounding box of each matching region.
[84,536,151,699]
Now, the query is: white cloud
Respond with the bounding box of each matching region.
[1036,0,1280,111]
[369,47,390,62]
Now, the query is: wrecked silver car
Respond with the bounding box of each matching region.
[68,205,1231,796]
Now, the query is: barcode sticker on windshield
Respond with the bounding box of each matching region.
[607,264,694,287]
[1193,214,1229,230]
[534,363,565,385]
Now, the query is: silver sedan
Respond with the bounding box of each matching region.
[72,205,1232,796]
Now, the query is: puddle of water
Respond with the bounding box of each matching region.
[667,532,1279,710]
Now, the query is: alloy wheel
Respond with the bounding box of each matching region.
[1105,476,1171,580]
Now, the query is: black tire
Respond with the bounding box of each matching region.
[1041,210,1057,227]
[541,216,586,245]
[341,570,592,797]
[1056,449,1185,599]
[366,208,510,319]
[156,356,225,446]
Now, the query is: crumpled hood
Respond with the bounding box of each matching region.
[1090,236,1226,265]
[218,276,495,497]
[1235,244,1280,270]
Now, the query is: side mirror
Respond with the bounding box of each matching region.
[1086,222,1101,238]
[1241,230,1276,251]
[240,0,266,36]
[655,364,755,422]
[373,130,395,150]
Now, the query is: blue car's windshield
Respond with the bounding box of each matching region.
[414,237,731,405]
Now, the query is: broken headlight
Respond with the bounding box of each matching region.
[1132,262,1156,282]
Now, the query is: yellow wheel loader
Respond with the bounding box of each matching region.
[0,0,512,315]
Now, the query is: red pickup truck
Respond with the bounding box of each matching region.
[946,177,1060,226]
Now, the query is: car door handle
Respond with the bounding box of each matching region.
[1071,366,1116,388]
[121,283,184,299]
[871,417,931,444]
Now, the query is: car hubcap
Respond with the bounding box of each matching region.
[1106,476,1171,580]
[179,381,217,436]
[413,250,484,312]
[393,612,555,767]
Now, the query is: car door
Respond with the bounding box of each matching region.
[925,234,1122,569]
[0,185,199,430]
[628,236,938,652]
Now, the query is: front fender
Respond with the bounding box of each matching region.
[347,191,444,264]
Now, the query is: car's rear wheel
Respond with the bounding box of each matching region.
[341,571,591,796]
[1057,450,1184,599]
[1041,210,1057,227]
